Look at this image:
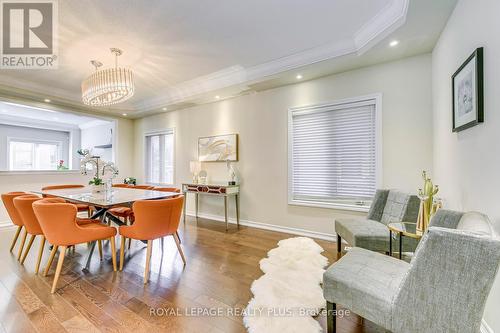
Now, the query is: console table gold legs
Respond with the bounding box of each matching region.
[182,188,240,232]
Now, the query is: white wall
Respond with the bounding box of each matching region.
[134,53,433,237]
[81,122,114,163]
[432,0,500,330]
[0,117,134,224]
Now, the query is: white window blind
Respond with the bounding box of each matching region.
[289,97,380,210]
[145,130,174,184]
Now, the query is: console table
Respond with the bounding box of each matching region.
[182,183,240,231]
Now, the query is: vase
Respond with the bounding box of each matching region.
[91,184,105,194]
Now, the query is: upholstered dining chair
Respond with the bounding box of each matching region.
[13,194,45,271]
[153,187,182,243]
[108,184,155,248]
[1,191,28,258]
[153,187,181,193]
[33,199,117,293]
[41,184,92,217]
[112,184,132,188]
[323,209,500,333]
[13,195,104,272]
[119,196,185,284]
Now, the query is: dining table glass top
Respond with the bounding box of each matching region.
[32,186,179,208]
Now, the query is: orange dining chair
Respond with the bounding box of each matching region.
[13,195,44,270]
[119,196,185,284]
[153,187,181,193]
[41,185,93,217]
[33,199,117,293]
[108,184,154,248]
[1,191,28,257]
[112,184,132,188]
[132,185,155,190]
[14,195,104,268]
[153,187,182,243]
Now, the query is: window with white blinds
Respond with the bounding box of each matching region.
[288,96,381,211]
[145,130,174,185]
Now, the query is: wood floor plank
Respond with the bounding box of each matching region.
[0,216,382,333]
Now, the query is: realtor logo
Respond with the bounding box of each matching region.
[0,0,58,69]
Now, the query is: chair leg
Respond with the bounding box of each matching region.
[51,246,66,294]
[173,233,186,266]
[125,216,132,250]
[98,240,103,260]
[9,226,22,252]
[44,245,58,276]
[119,236,125,271]
[17,229,28,261]
[20,234,36,265]
[110,237,117,272]
[337,234,342,254]
[144,240,153,284]
[35,236,46,274]
[327,301,336,333]
[176,231,181,244]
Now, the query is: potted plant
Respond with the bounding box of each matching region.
[89,176,105,193]
[124,177,137,185]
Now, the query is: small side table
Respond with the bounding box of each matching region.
[182,183,240,231]
[387,222,423,259]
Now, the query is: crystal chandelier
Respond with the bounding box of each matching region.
[81,48,135,106]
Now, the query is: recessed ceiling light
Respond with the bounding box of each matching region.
[215,95,220,100]
[296,74,303,80]
[44,98,51,103]
[389,40,399,47]
[122,113,127,116]
[162,107,167,111]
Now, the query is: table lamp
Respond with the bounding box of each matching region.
[190,161,202,183]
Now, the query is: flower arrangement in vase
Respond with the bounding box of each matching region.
[78,149,119,194]
[89,176,105,193]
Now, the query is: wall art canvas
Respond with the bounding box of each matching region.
[198,134,238,162]
[452,47,483,132]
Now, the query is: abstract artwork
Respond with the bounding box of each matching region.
[452,47,483,132]
[198,134,238,162]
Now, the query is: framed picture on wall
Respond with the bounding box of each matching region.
[198,134,238,162]
[452,47,484,132]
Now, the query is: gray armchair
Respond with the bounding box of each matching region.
[323,209,500,333]
[335,189,420,254]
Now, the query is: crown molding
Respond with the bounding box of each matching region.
[354,0,409,54]
[0,0,409,117]
[134,0,409,114]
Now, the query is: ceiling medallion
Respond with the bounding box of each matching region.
[81,48,135,106]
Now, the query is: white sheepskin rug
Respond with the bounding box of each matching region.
[243,237,329,333]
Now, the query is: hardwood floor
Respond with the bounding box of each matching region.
[0,217,383,333]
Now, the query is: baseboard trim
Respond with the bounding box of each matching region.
[481,319,494,333]
[185,211,336,242]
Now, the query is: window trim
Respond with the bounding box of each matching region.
[143,128,176,186]
[7,136,63,171]
[287,93,383,212]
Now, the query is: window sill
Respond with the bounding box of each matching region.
[288,199,370,213]
[0,170,81,176]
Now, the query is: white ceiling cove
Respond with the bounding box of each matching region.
[0,0,457,118]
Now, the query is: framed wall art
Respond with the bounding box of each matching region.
[452,47,484,132]
[198,134,238,162]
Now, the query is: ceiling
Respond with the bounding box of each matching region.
[0,0,457,118]
[0,101,110,129]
